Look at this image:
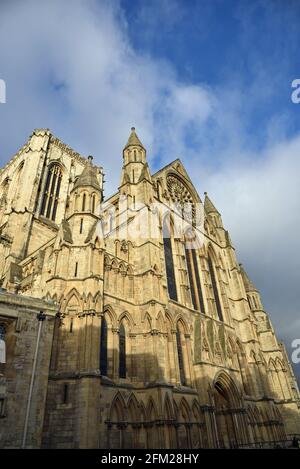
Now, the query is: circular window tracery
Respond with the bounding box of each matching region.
[166,174,195,222]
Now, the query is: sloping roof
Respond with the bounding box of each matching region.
[85,219,104,244]
[124,127,145,150]
[152,158,185,179]
[138,162,151,182]
[73,158,101,191]
[240,264,257,292]
[61,219,73,244]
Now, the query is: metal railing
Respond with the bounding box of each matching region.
[237,436,300,449]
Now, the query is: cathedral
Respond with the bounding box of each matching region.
[0,127,299,449]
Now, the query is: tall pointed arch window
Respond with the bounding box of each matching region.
[40,164,62,221]
[163,218,178,301]
[82,193,86,211]
[176,323,186,385]
[91,194,96,214]
[100,316,108,376]
[119,322,126,378]
[185,230,205,313]
[208,254,223,321]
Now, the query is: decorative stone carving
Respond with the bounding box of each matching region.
[166,174,195,221]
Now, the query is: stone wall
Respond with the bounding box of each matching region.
[0,289,57,448]
[0,128,299,448]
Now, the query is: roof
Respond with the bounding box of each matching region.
[61,219,73,244]
[124,127,145,150]
[73,156,101,191]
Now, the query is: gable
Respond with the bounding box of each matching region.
[152,158,202,204]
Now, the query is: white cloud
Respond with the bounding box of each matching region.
[196,135,300,359]
[0,0,217,192]
[0,0,299,376]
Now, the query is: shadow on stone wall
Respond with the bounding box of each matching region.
[40,342,300,449]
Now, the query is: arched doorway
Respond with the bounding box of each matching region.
[213,372,245,448]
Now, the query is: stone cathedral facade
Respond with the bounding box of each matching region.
[0,127,299,449]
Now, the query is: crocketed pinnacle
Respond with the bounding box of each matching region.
[124,127,145,150]
[240,264,257,292]
[204,192,220,215]
[73,155,101,191]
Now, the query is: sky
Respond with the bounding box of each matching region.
[0,0,300,379]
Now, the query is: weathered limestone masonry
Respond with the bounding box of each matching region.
[0,127,299,448]
[0,289,57,448]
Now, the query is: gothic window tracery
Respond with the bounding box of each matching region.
[82,193,86,211]
[176,322,186,386]
[163,218,178,301]
[119,322,126,378]
[185,230,205,312]
[100,316,108,376]
[40,164,62,221]
[166,174,195,221]
[176,326,185,385]
[208,254,223,322]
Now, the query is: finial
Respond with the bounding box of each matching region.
[124,126,145,150]
[88,155,93,162]
[204,191,207,196]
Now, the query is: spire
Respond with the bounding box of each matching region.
[120,126,149,187]
[204,192,220,215]
[73,156,101,191]
[239,264,257,292]
[225,230,233,248]
[124,127,145,150]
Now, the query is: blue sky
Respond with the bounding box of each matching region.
[124,0,300,146]
[0,0,300,378]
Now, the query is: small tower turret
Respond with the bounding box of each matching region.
[120,127,152,206]
[240,264,263,312]
[204,192,223,228]
[67,155,103,244]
